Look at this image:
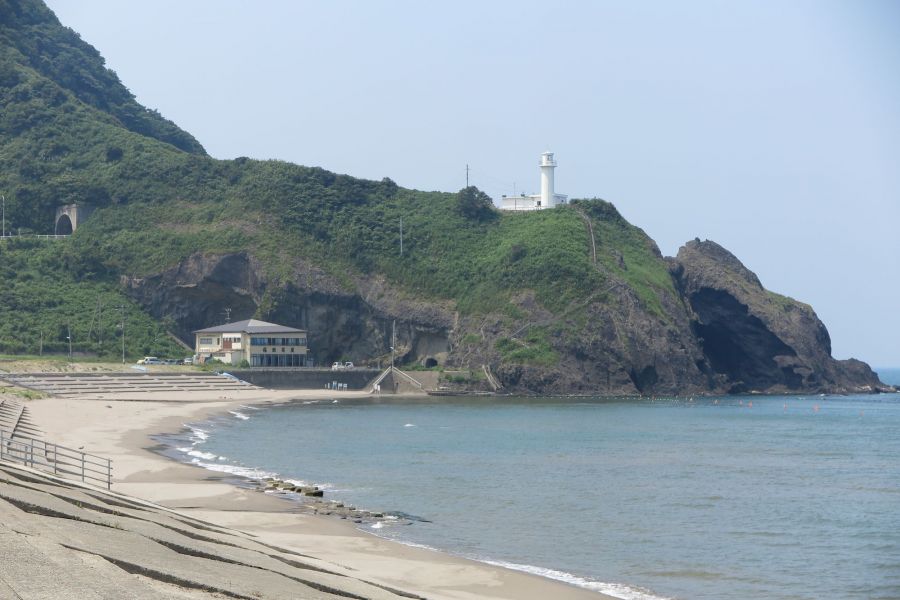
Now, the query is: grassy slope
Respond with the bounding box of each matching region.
[0,0,680,367]
[0,237,185,358]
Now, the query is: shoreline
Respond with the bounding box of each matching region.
[24,388,617,600]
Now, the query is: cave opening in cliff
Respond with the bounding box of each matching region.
[690,288,796,389]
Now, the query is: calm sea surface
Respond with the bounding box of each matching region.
[166,385,900,600]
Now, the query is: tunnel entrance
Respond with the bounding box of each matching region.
[54,214,73,235]
[423,357,438,368]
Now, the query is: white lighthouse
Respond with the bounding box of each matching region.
[499,151,568,211]
[539,151,557,208]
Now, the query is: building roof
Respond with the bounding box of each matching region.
[193,319,305,335]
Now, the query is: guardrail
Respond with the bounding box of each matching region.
[0,234,70,239]
[0,430,111,490]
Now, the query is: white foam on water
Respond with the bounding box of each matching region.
[404,423,416,427]
[186,449,219,461]
[184,424,209,442]
[229,410,250,420]
[190,460,280,481]
[239,405,261,410]
[482,560,673,600]
[363,524,671,600]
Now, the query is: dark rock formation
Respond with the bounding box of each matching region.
[124,252,454,369]
[671,239,888,394]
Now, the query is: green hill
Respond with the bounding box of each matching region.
[0,0,886,395]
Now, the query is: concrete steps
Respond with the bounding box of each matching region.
[1,373,256,397]
[0,398,42,440]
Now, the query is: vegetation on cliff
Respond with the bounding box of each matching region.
[0,0,675,362]
[0,237,184,357]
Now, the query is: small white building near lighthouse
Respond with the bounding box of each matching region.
[499,152,568,211]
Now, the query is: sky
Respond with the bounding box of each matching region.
[46,0,900,367]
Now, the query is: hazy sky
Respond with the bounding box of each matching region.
[46,1,900,367]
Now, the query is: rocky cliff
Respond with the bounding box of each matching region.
[127,238,891,396]
[669,239,887,394]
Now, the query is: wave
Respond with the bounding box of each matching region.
[229,410,250,420]
[362,524,669,600]
[186,449,219,461]
[184,424,209,442]
[482,560,673,600]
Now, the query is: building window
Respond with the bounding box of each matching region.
[200,337,213,345]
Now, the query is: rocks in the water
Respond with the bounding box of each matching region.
[256,479,400,525]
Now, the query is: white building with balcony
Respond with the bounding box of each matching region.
[499,151,568,211]
[194,319,309,367]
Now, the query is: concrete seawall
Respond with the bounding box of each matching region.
[226,368,380,390]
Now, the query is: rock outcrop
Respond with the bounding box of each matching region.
[124,251,454,369]
[670,239,888,394]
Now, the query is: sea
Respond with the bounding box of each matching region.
[158,368,900,600]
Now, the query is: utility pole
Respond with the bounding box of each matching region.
[1,194,5,238]
[390,320,396,372]
[39,330,43,357]
[465,164,469,188]
[399,217,403,256]
[119,305,126,364]
[98,298,102,349]
[223,307,232,324]
[67,324,72,361]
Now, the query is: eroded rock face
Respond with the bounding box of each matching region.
[124,252,453,367]
[671,239,887,394]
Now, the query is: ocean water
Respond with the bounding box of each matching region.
[166,393,900,600]
[877,368,900,386]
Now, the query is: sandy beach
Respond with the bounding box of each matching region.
[22,387,614,600]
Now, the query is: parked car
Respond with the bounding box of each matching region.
[331,362,344,371]
[136,356,160,365]
[183,356,194,365]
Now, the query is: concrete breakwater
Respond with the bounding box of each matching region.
[227,368,381,390]
[256,477,404,526]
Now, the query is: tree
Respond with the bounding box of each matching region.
[456,186,496,221]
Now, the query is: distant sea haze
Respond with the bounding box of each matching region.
[877,367,900,386]
[161,394,900,600]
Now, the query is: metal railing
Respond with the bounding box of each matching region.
[0,234,70,239]
[0,430,111,490]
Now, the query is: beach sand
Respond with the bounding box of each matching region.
[25,388,614,600]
